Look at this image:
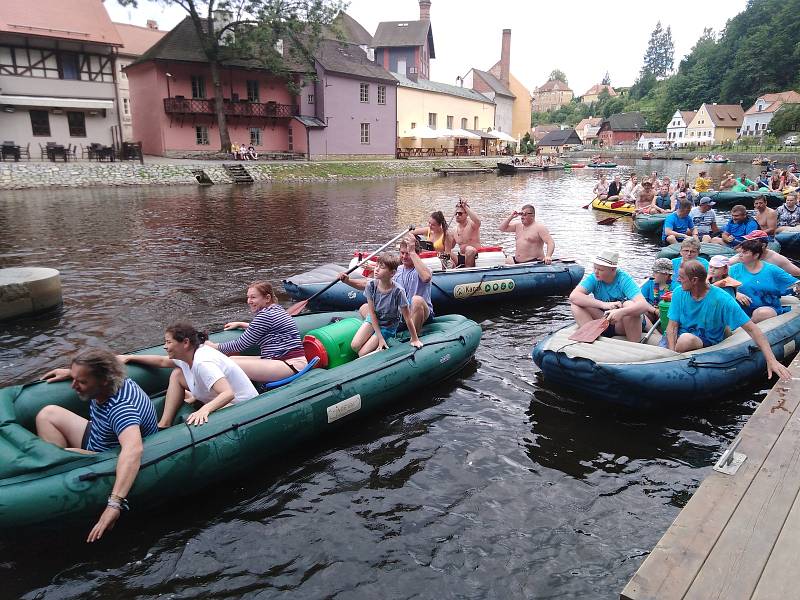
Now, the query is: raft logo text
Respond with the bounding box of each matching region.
[453,279,515,299]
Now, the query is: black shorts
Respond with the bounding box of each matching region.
[456,253,466,267]
[81,421,92,450]
[513,256,541,264]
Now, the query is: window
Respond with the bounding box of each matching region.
[360,82,369,102]
[377,85,386,105]
[428,112,437,128]
[474,116,479,129]
[191,76,206,99]
[248,127,262,146]
[245,80,259,102]
[60,53,80,80]
[307,94,314,104]
[30,110,50,136]
[360,122,370,144]
[461,117,468,129]
[288,126,293,150]
[196,126,209,145]
[123,98,130,115]
[67,111,86,137]
[410,122,416,129]
[679,131,683,138]
[446,115,453,129]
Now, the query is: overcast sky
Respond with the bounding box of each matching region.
[107,0,747,95]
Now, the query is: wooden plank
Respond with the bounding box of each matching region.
[751,483,800,599]
[621,368,800,600]
[684,399,800,599]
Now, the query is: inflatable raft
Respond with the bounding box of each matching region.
[497,162,543,174]
[283,255,585,312]
[587,162,617,168]
[633,212,668,234]
[531,299,800,408]
[0,312,482,529]
[776,230,800,256]
[591,198,636,215]
[657,240,781,260]
[703,190,784,208]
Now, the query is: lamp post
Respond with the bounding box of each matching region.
[165,72,174,99]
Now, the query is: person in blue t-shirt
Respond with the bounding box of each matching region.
[640,257,673,327]
[670,237,709,288]
[712,204,759,247]
[40,348,158,543]
[662,200,696,244]
[569,250,649,342]
[729,239,798,323]
[666,259,791,380]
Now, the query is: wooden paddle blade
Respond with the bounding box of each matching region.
[582,203,591,209]
[597,216,619,225]
[568,318,609,342]
[285,298,309,316]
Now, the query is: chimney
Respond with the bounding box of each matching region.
[146,19,158,30]
[419,0,431,21]
[500,29,511,87]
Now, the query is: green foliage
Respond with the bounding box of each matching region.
[641,21,674,79]
[769,104,800,136]
[548,69,568,85]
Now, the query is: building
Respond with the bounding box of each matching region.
[113,21,166,141]
[395,74,494,149]
[573,116,602,145]
[581,84,617,104]
[742,91,800,138]
[666,110,695,145]
[637,132,668,150]
[0,0,123,153]
[485,30,531,141]
[532,79,573,112]
[537,128,581,155]
[532,124,560,143]
[685,103,744,146]
[126,17,397,159]
[372,0,434,82]
[597,112,646,147]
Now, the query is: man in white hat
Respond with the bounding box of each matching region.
[569,250,649,342]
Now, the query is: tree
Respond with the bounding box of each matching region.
[768,104,800,137]
[641,21,674,79]
[118,0,344,151]
[601,71,611,86]
[549,69,568,85]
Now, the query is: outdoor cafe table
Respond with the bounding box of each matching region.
[0,145,20,161]
[46,145,68,162]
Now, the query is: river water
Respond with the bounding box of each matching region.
[1,160,765,598]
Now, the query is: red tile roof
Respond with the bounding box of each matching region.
[0,0,122,45]
[744,91,800,116]
[582,84,616,97]
[679,110,697,125]
[702,103,744,127]
[536,79,572,93]
[114,22,166,56]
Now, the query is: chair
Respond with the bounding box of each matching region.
[79,144,88,159]
[20,143,30,160]
[39,143,48,159]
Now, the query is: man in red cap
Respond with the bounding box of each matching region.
[728,230,800,276]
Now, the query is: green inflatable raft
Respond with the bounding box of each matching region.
[633,212,668,234]
[657,240,781,260]
[0,312,482,530]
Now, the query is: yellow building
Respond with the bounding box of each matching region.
[581,83,617,104]
[396,74,496,151]
[505,72,533,141]
[685,103,744,146]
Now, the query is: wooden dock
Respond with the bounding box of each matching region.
[432,161,494,175]
[621,354,800,600]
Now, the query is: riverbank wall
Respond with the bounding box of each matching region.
[0,157,502,191]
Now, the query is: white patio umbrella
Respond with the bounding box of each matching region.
[489,130,517,143]
[433,128,457,137]
[399,125,441,139]
[450,128,480,139]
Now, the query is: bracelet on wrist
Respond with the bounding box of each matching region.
[107,495,130,511]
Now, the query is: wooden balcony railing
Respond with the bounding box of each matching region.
[163,97,298,118]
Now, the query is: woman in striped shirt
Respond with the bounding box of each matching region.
[205,281,307,382]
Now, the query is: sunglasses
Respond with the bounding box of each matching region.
[521,212,534,216]
[455,211,465,216]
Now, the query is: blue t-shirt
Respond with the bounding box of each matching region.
[393,264,433,317]
[366,279,410,331]
[663,212,694,241]
[729,262,797,316]
[723,217,758,246]
[670,256,710,289]
[640,278,671,307]
[667,285,750,346]
[87,378,158,453]
[579,269,642,302]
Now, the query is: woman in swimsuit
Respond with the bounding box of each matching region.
[411,211,455,254]
[205,281,307,383]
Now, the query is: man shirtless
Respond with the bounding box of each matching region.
[500,204,555,264]
[753,195,777,236]
[450,199,482,267]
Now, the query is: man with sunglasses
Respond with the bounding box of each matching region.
[500,204,555,265]
[450,199,482,268]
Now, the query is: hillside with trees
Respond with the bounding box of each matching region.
[531,0,800,132]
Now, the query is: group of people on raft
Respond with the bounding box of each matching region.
[32,196,559,542]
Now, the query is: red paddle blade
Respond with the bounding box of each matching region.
[285,299,309,317]
[568,318,609,342]
[597,216,619,225]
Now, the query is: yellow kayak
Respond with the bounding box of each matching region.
[591,197,637,215]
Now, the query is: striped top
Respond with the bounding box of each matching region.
[217,304,304,360]
[87,378,158,453]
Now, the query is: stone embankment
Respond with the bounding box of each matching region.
[0,157,503,190]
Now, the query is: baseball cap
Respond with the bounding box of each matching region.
[699,196,715,206]
[709,255,730,268]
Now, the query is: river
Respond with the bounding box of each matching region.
[0,160,765,599]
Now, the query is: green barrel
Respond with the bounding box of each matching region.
[304,317,362,368]
[659,300,671,333]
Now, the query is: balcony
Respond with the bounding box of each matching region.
[163,97,298,118]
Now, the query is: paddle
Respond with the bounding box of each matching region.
[285,226,413,316]
[597,215,623,225]
[640,319,660,344]
[568,317,609,342]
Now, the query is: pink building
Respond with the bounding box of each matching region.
[127,16,397,159]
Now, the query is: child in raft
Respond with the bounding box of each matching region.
[351,252,424,357]
[707,255,740,297]
[640,258,673,329]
